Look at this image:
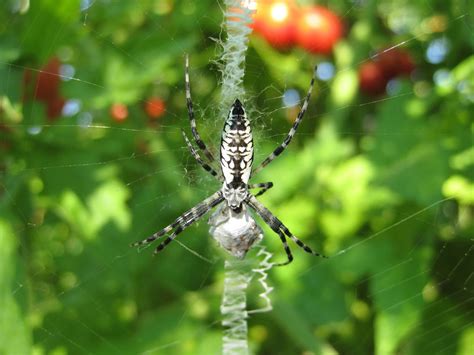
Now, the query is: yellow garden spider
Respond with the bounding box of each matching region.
[131,56,326,265]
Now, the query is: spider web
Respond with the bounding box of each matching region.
[0,1,473,354]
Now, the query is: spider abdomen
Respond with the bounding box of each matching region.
[220,99,254,184]
[209,204,263,259]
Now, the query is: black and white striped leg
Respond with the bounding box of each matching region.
[279,223,327,259]
[246,195,326,265]
[274,229,293,266]
[253,66,317,175]
[130,191,224,254]
[249,182,273,197]
[185,54,217,163]
[181,130,222,180]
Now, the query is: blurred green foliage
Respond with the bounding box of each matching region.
[1,0,473,354]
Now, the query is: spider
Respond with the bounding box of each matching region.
[131,56,326,266]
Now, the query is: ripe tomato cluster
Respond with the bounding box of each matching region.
[144,97,166,120]
[109,103,129,122]
[23,57,66,120]
[109,97,166,123]
[358,48,415,96]
[252,0,344,54]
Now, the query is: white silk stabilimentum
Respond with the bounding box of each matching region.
[217,2,274,354]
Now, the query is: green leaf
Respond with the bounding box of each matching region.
[0,219,31,354]
[442,175,474,204]
[20,0,80,61]
[57,178,130,239]
[369,86,450,205]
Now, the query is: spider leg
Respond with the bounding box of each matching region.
[248,182,273,197]
[246,195,326,265]
[252,66,317,175]
[185,54,217,163]
[181,129,222,180]
[130,191,224,253]
[274,229,293,266]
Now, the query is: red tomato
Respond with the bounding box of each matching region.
[22,57,66,120]
[358,61,388,96]
[376,48,415,79]
[145,97,166,119]
[36,57,62,101]
[23,57,61,101]
[398,51,415,76]
[46,97,65,119]
[253,0,297,49]
[110,103,128,122]
[296,6,344,55]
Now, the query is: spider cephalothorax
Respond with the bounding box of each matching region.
[131,55,326,265]
[222,182,248,211]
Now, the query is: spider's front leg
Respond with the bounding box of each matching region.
[131,191,224,255]
[185,54,217,163]
[246,195,327,265]
[253,66,317,175]
[181,130,222,180]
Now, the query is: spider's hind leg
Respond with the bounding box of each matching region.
[273,229,293,266]
[279,224,327,259]
[130,224,174,248]
[245,195,327,265]
[130,191,224,254]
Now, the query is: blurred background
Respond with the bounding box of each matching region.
[1,0,473,354]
